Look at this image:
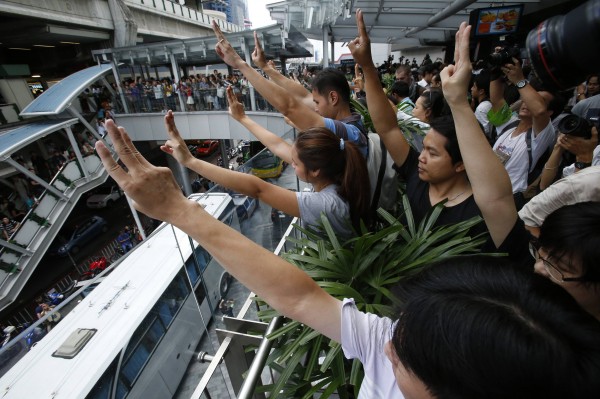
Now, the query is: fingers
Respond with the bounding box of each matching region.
[212,20,225,40]
[164,110,179,138]
[121,127,153,168]
[226,86,236,105]
[104,119,141,173]
[95,132,130,185]
[356,9,367,38]
[254,31,263,52]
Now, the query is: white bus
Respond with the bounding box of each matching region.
[0,193,237,399]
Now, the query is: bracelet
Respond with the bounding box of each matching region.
[543,164,558,170]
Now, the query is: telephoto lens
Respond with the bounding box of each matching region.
[526,0,600,90]
[558,114,592,139]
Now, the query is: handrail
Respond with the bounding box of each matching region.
[191,216,299,399]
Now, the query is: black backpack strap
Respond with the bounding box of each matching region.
[370,138,387,214]
[525,129,533,173]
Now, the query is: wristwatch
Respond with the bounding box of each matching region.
[575,161,592,169]
[516,79,529,89]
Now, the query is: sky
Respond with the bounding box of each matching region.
[247,0,276,28]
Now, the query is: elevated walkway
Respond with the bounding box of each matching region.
[0,118,115,310]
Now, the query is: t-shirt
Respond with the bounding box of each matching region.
[395,149,486,237]
[341,298,403,399]
[324,115,368,158]
[296,184,352,237]
[474,100,492,135]
[492,121,555,193]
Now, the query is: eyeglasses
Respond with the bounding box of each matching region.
[528,241,585,283]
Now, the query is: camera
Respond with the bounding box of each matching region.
[526,0,600,91]
[488,45,521,67]
[557,109,600,139]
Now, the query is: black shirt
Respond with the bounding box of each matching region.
[395,149,486,237]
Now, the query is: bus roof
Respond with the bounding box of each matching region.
[0,193,232,399]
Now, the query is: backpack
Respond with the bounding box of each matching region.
[334,114,398,213]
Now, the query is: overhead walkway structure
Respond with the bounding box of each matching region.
[0,65,119,312]
[0,23,312,311]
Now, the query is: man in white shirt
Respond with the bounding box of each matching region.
[489,60,562,207]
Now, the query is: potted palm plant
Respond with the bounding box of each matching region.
[255,197,488,398]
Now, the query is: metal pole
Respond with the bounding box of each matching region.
[322,26,329,68]
[66,108,104,143]
[111,59,130,113]
[237,316,284,398]
[241,36,257,111]
[125,195,148,241]
[169,52,187,112]
[64,126,90,180]
[3,157,69,201]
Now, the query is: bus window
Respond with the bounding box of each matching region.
[185,256,200,285]
[86,356,120,399]
[194,281,206,304]
[121,316,165,387]
[193,246,210,273]
[155,269,190,327]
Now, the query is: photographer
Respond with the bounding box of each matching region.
[488,56,561,208]
[540,126,600,190]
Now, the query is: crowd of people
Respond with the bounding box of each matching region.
[0,132,100,253]
[91,8,599,399]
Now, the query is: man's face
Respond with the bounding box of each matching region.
[417,129,460,183]
[396,71,410,83]
[312,89,335,118]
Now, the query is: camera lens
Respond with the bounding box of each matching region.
[558,114,592,139]
[526,0,600,91]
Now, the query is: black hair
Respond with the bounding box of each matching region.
[311,68,351,105]
[390,80,410,98]
[391,256,600,399]
[428,115,462,165]
[420,89,449,121]
[472,70,490,99]
[295,127,371,229]
[538,202,600,283]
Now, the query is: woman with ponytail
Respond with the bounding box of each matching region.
[161,89,370,236]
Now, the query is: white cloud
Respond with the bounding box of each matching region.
[247,0,277,28]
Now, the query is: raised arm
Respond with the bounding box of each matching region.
[212,22,323,131]
[502,60,550,135]
[441,23,517,247]
[252,32,313,109]
[226,87,293,164]
[348,9,411,167]
[160,111,300,218]
[539,134,565,190]
[95,119,342,342]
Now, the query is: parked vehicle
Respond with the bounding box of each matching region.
[56,216,108,256]
[195,140,219,157]
[86,185,123,208]
[79,256,109,281]
[44,281,77,306]
[232,194,257,221]
[251,151,285,179]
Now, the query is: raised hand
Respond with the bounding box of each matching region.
[226,86,246,121]
[95,119,192,225]
[252,31,268,69]
[501,58,525,85]
[348,9,375,68]
[161,110,195,166]
[212,21,244,68]
[559,127,599,158]
[440,22,472,105]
